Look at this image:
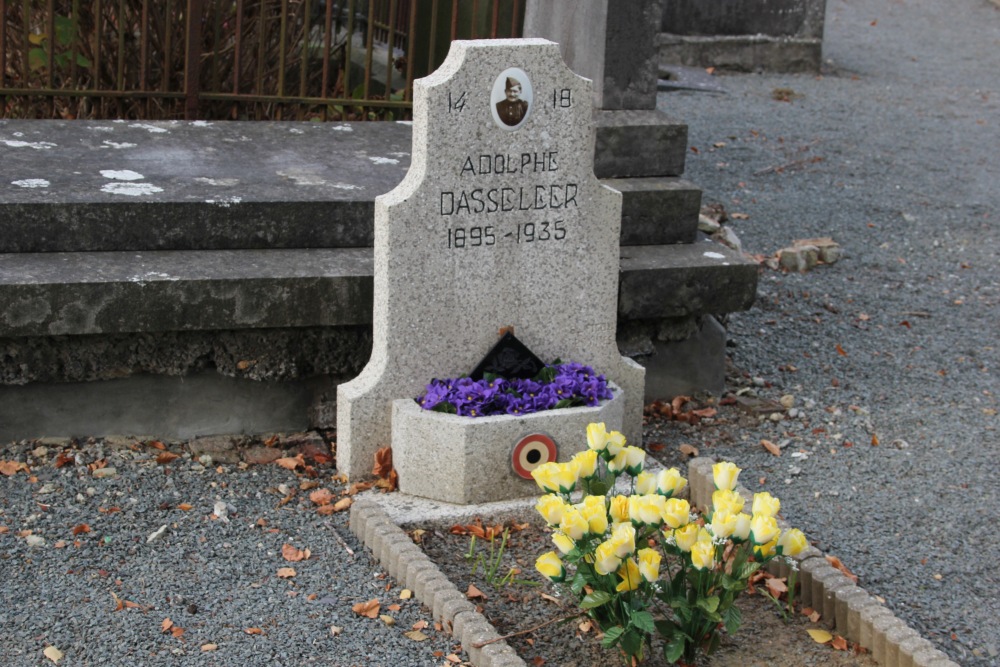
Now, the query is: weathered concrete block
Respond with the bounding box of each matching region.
[604,177,701,245]
[641,315,727,401]
[188,435,240,464]
[885,625,920,667]
[594,110,687,178]
[393,386,624,505]
[859,604,894,651]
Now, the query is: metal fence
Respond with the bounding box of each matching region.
[0,0,524,121]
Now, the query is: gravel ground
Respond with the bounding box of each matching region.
[651,0,999,664]
[0,436,468,667]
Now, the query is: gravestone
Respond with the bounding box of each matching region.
[336,39,645,500]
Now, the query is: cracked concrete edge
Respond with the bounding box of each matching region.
[688,457,960,667]
[349,498,528,667]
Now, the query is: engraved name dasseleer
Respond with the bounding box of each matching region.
[441,150,577,216]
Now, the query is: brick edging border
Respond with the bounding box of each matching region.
[349,498,527,667]
[687,457,960,667]
[350,459,961,667]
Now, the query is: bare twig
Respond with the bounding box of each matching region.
[323,522,355,557]
[471,611,585,649]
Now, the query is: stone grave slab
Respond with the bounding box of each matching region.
[336,39,644,498]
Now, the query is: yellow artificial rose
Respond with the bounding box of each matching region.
[608,445,645,476]
[754,537,778,560]
[586,422,610,453]
[661,497,691,529]
[594,540,622,575]
[733,512,752,542]
[609,495,630,525]
[672,523,700,552]
[635,470,656,495]
[712,461,740,490]
[578,496,609,535]
[637,547,661,582]
[559,506,589,541]
[572,448,599,479]
[535,494,568,526]
[655,468,688,498]
[629,494,666,527]
[708,507,737,539]
[610,522,636,558]
[615,558,642,592]
[750,514,780,545]
[777,528,808,557]
[535,551,566,582]
[552,531,576,555]
[690,539,715,570]
[531,460,579,494]
[752,492,781,518]
[606,430,626,458]
[712,488,746,515]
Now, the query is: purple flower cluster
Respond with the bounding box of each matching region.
[417,362,613,418]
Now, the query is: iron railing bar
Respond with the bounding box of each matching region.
[116,0,124,91]
[162,0,171,93]
[404,0,417,102]
[470,0,477,39]
[362,0,375,103]
[300,0,310,119]
[450,0,458,40]
[45,0,55,116]
[320,0,332,102]
[0,5,7,89]
[384,0,397,101]
[278,0,287,98]
[210,0,223,94]
[427,0,438,74]
[184,0,203,119]
[511,0,520,37]
[491,0,499,38]
[140,0,149,116]
[233,0,243,94]
[94,0,102,115]
[21,0,30,89]
[344,0,355,98]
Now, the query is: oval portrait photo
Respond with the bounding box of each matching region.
[491,67,533,130]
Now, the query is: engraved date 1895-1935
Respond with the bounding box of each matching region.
[447,220,566,249]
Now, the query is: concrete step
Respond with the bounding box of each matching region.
[594,110,688,178]
[0,242,756,337]
[1,119,695,252]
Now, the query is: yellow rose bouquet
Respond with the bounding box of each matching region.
[532,424,808,665]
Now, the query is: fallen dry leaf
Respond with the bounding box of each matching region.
[831,635,849,651]
[352,599,380,618]
[765,577,788,598]
[678,443,700,457]
[54,452,75,468]
[171,626,185,638]
[835,343,847,356]
[541,593,561,604]
[276,567,297,579]
[281,543,311,562]
[201,643,218,652]
[161,618,174,633]
[346,481,374,495]
[405,630,429,641]
[147,440,166,450]
[72,524,91,535]
[761,439,782,457]
[244,627,264,635]
[412,619,429,631]
[379,614,395,626]
[156,452,180,465]
[43,646,63,663]
[387,604,401,612]
[317,496,353,515]
[0,460,29,476]
[373,446,394,479]
[400,589,413,600]
[177,503,194,511]
[309,488,334,506]
[466,584,487,601]
[825,555,859,583]
[275,454,305,471]
[807,628,833,644]
[445,655,462,664]
[532,657,546,666]
[330,625,343,636]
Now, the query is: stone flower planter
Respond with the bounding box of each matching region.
[392,384,624,505]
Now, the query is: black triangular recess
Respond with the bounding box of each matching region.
[470,332,546,380]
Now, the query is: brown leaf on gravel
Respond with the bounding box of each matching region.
[678,444,700,457]
[147,440,166,450]
[0,526,9,534]
[54,452,75,468]
[317,497,353,515]
[72,524,91,535]
[346,481,374,496]
[825,555,859,583]
[275,454,305,470]
[466,584,487,601]
[309,488,334,506]
[244,627,264,635]
[177,503,194,511]
[412,619,429,631]
[405,630,429,641]
[352,599,380,618]
[0,460,29,476]
[281,544,311,562]
[161,618,174,632]
[276,567,297,579]
[831,635,849,651]
[761,439,782,456]
[156,452,180,465]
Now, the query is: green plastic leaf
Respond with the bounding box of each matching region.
[621,629,643,657]
[570,572,588,595]
[630,610,656,634]
[663,636,687,663]
[580,590,613,610]
[600,625,625,648]
[722,602,742,636]
[696,596,720,614]
[738,561,762,580]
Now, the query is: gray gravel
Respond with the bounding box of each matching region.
[0,439,465,666]
[653,0,1000,664]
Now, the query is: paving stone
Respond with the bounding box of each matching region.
[480,641,527,667]
[885,625,920,667]
[859,603,894,651]
[821,578,856,631]
[872,613,904,664]
[898,635,934,667]
[241,445,284,465]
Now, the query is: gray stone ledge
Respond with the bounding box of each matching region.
[594,110,688,178]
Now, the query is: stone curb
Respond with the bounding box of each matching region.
[349,498,528,667]
[688,457,960,667]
